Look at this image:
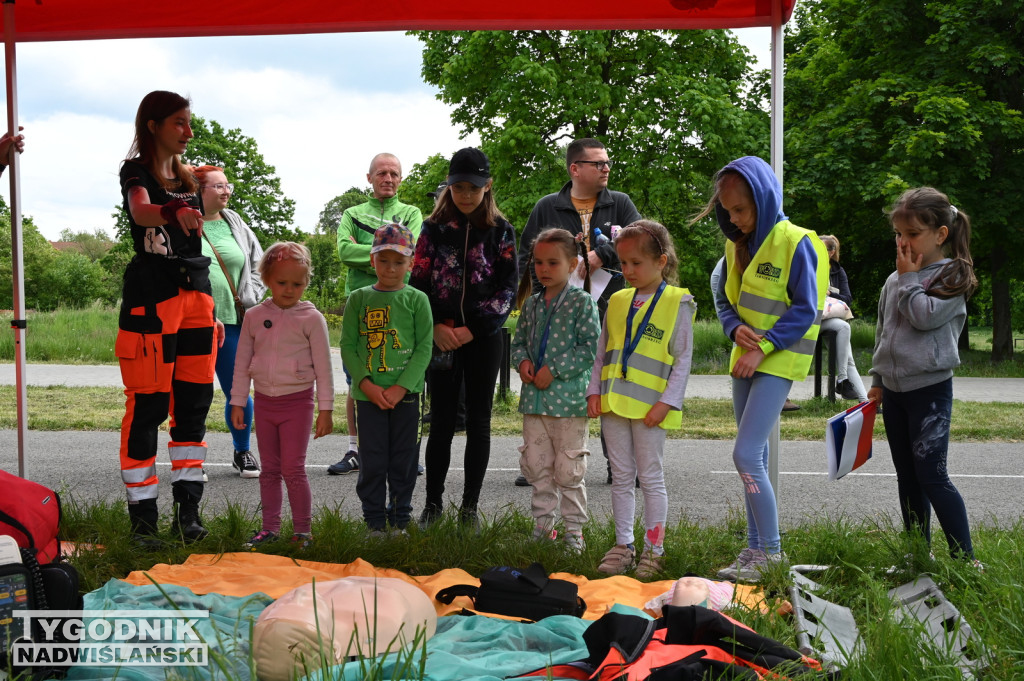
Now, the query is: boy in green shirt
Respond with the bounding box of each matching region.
[341,223,433,532]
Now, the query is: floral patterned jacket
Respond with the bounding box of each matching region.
[410,213,519,340]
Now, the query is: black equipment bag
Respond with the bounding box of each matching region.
[435,562,587,621]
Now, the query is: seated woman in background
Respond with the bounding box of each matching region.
[820,234,868,401]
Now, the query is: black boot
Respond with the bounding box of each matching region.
[128,499,161,550]
[171,482,209,542]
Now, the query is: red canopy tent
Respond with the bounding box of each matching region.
[3,0,795,479]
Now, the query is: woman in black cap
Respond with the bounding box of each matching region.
[410,147,519,528]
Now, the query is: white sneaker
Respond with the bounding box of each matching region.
[716,548,763,580]
[734,551,788,581]
[563,532,586,554]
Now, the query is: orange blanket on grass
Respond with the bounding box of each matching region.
[122,553,770,619]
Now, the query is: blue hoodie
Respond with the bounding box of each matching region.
[714,156,820,354]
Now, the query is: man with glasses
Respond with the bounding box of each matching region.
[517,138,640,315]
[328,153,423,476]
[514,138,641,486]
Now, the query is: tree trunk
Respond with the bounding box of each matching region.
[990,245,1012,361]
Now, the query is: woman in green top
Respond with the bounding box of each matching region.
[195,165,266,479]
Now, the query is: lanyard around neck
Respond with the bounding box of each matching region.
[621,280,666,379]
[533,284,571,369]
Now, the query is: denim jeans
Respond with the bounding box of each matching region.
[883,378,974,558]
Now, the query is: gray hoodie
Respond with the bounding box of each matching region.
[869,258,965,393]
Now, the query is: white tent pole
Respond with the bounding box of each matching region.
[768,0,784,502]
[4,0,29,478]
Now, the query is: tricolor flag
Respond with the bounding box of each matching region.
[826,400,877,480]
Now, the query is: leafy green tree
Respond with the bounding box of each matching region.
[185,115,300,244]
[304,232,345,315]
[316,187,370,235]
[0,198,57,309]
[396,153,450,219]
[783,0,1024,359]
[58,228,114,262]
[35,251,113,310]
[411,30,767,317]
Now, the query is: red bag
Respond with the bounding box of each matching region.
[0,469,62,563]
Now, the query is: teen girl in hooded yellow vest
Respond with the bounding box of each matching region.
[698,157,828,581]
[587,220,695,581]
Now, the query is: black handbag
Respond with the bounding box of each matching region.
[429,345,454,371]
[435,562,587,621]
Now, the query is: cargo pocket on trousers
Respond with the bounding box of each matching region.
[556,448,589,487]
[517,442,540,485]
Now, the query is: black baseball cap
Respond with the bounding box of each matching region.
[447,147,490,187]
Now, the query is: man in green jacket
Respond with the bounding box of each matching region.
[329,153,423,476]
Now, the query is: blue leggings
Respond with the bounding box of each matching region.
[731,372,792,553]
[216,323,253,452]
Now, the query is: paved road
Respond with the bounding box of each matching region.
[4,353,1024,402]
[2,360,1022,532]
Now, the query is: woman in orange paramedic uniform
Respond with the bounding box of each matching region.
[116,91,218,548]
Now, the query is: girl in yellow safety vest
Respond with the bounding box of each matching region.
[697,156,828,581]
[587,220,695,580]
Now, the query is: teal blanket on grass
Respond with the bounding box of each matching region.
[55,581,649,681]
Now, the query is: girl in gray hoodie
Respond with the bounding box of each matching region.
[868,187,980,566]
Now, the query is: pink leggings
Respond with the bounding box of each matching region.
[253,388,313,534]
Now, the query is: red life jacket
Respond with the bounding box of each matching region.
[515,606,833,681]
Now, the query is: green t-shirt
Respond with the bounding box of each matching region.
[201,219,246,324]
[340,284,433,400]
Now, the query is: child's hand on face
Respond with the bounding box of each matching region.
[587,394,603,419]
[533,365,554,390]
[314,410,333,438]
[643,401,671,428]
[896,238,923,275]
[519,360,535,384]
[230,405,246,431]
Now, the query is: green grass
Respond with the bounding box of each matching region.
[57,499,1024,680]
[2,385,1021,441]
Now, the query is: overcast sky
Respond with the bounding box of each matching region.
[2,29,770,241]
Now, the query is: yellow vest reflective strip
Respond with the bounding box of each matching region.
[725,221,829,381]
[600,285,688,430]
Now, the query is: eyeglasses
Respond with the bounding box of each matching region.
[574,160,613,170]
[203,183,234,193]
[826,244,836,252]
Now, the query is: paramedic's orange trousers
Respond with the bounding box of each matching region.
[117,289,216,502]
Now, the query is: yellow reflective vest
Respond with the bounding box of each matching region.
[600,285,689,430]
[724,221,829,381]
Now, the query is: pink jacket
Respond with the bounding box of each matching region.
[230,299,335,411]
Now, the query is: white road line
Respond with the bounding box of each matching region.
[710,471,1024,479]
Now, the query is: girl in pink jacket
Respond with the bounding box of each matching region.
[231,242,334,549]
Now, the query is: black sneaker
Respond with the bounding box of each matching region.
[514,474,530,487]
[417,463,425,476]
[837,379,864,401]
[418,505,442,530]
[328,451,359,475]
[233,450,261,478]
